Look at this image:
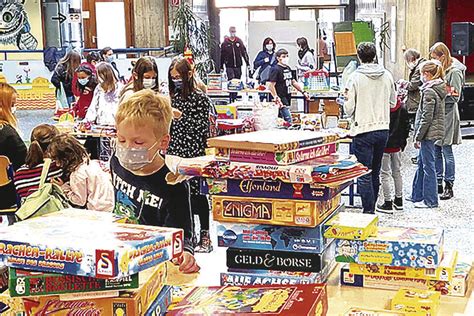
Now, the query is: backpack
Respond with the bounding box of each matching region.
[43,47,65,72]
[15,159,70,221]
[258,54,276,84]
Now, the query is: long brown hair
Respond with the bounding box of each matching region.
[0,83,18,127]
[420,60,445,81]
[430,42,453,71]
[168,56,196,99]
[46,134,89,180]
[26,124,60,168]
[96,62,118,93]
[57,50,81,79]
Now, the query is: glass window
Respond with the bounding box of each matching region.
[215,0,278,8]
[250,9,276,21]
[286,0,348,5]
[219,9,249,44]
[289,9,315,21]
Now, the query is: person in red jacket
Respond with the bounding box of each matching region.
[72,64,98,119]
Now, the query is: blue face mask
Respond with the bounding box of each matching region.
[78,78,89,86]
[107,55,115,63]
[173,79,183,90]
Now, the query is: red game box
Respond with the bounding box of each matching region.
[167,283,328,315]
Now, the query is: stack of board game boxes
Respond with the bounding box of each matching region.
[329,213,472,299]
[177,130,369,290]
[0,208,180,315]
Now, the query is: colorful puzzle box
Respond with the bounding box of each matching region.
[201,177,350,201]
[216,204,341,253]
[212,194,341,228]
[167,284,328,316]
[391,287,440,316]
[324,212,378,240]
[334,227,444,268]
[144,285,172,316]
[0,212,183,279]
[226,241,335,273]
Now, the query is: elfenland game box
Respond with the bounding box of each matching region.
[167,284,328,316]
[0,211,183,279]
[217,205,342,253]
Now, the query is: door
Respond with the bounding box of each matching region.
[82,0,134,49]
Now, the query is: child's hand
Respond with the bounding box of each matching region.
[173,252,200,274]
[51,177,64,186]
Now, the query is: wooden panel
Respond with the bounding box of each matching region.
[133,0,167,49]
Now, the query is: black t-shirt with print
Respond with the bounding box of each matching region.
[110,155,194,253]
[268,64,294,105]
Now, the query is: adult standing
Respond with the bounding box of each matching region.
[51,50,81,106]
[296,37,316,81]
[253,37,277,85]
[100,47,125,83]
[403,49,426,117]
[430,42,465,200]
[318,31,330,69]
[220,26,250,80]
[344,42,396,214]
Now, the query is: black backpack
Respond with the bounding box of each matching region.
[43,47,66,72]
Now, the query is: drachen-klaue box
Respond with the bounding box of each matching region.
[324,212,378,240]
[226,240,335,273]
[144,285,172,316]
[216,204,342,253]
[349,251,458,282]
[201,177,350,201]
[0,213,183,279]
[8,267,139,297]
[212,194,341,228]
[334,227,444,269]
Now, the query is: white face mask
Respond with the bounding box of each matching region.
[230,32,236,38]
[11,106,16,114]
[421,75,428,83]
[407,61,416,70]
[115,141,159,172]
[266,44,274,51]
[143,78,156,89]
[282,57,290,66]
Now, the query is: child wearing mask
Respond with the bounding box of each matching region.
[72,65,98,119]
[120,57,159,102]
[167,56,216,253]
[253,37,277,85]
[48,134,114,211]
[409,61,446,209]
[110,89,199,273]
[85,62,123,126]
[14,124,63,202]
[51,50,82,105]
[267,49,309,123]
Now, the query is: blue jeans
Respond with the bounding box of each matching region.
[411,140,438,207]
[435,145,455,184]
[279,107,292,123]
[352,130,389,214]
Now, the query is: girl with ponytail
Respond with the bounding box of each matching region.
[13,124,63,202]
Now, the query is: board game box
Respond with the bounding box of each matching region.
[226,241,335,273]
[217,204,342,253]
[9,266,140,297]
[343,308,406,316]
[0,266,7,294]
[334,227,444,268]
[324,212,378,240]
[391,287,440,316]
[41,207,127,223]
[212,194,341,228]
[0,263,167,316]
[0,213,183,279]
[145,285,172,316]
[348,251,457,282]
[207,129,339,152]
[215,142,338,165]
[167,284,328,316]
[201,177,350,201]
[449,260,472,297]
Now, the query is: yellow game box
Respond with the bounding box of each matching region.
[344,307,406,315]
[324,212,378,240]
[0,263,167,316]
[212,194,341,227]
[391,287,440,316]
[349,251,458,282]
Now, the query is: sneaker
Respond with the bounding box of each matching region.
[413,201,437,209]
[411,157,418,164]
[195,230,213,253]
[376,201,393,214]
[393,197,403,210]
[405,195,416,202]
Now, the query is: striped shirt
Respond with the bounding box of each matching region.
[14,163,63,200]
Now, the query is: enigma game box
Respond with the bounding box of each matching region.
[0,212,183,279]
[212,194,341,228]
[216,205,342,253]
[334,227,444,269]
[167,284,328,316]
[201,177,350,201]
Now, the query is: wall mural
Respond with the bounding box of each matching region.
[0,0,39,50]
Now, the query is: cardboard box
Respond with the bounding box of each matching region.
[202,177,350,201]
[207,74,223,91]
[343,307,406,316]
[0,263,167,316]
[348,251,457,282]
[144,285,172,316]
[391,288,440,316]
[226,240,335,273]
[0,265,7,294]
[324,212,378,240]
[334,227,444,268]
[449,260,472,297]
[216,204,342,253]
[42,207,127,223]
[215,105,238,119]
[212,195,341,228]
[0,212,183,278]
[167,284,328,316]
[8,267,139,297]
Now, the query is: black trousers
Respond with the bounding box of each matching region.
[190,194,210,231]
[226,67,242,80]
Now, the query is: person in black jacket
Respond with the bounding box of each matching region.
[220,26,250,80]
[377,97,410,214]
[51,50,81,105]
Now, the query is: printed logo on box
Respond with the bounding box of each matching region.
[223,201,272,220]
[222,230,238,246]
[173,231,183,258]
[113,303,127,315]
[96,250,115,278]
